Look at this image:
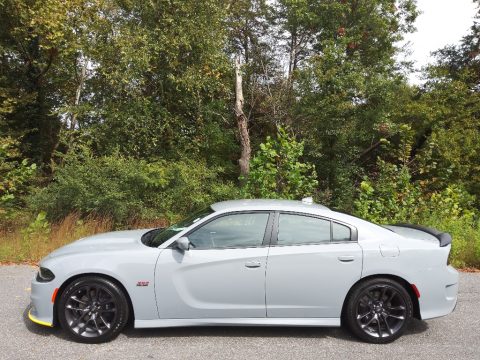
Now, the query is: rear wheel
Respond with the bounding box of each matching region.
[345,278,413,344]
[58,276,129,343]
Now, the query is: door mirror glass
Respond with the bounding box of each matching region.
[175,236,191,251]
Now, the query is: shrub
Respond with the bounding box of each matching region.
[29,155,238,224]
[0,137,37,220]
[423,216,480,269]
[354,160,422,224]
[354,157,480,268]
[243,127,318,199]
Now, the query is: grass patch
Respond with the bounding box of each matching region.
[0,213,166,263]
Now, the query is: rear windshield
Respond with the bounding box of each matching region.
[142,207,214,247]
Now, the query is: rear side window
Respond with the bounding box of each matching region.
[277,214,331,245]
[332,222,351,242]
[276,214,353,245]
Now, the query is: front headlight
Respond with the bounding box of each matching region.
[36,267,55,282]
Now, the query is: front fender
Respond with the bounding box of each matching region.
[35,247,161,324]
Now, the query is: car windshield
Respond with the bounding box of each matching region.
[145,207,215,248]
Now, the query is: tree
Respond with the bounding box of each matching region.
[0,137,36,219]
[433,0,480,89]
[0,0,67,168]
[290,0,418,208]
[226,0,279,176]
[234,56,251,178]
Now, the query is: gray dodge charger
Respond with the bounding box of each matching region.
[29,199,458,343]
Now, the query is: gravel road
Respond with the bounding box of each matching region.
[0,265,479,360]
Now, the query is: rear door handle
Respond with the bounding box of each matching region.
[245,261,261,268]
[338,255,355,262]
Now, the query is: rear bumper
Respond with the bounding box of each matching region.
[419,265,459,320]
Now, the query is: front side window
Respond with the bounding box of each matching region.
[188,212,270,249]
[277,214,331,245]
[145,207,215,247]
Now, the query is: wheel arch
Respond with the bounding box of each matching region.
[341,274,421,323]
[52,272,135,326]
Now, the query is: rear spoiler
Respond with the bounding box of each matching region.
[393,223,452,247]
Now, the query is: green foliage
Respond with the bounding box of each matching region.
[354,157,480,268]
[0,137,36,219]
[21,211,50,247]
[354,160,421,224]
[78,0,234,162]
[426,217,480,269]
[354,122,477,225]
[243,127,318,199]
[355,164,475,224]
[29,155,238,224]
[0,0,480,269]
[288,0,418,208]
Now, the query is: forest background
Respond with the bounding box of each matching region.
[1,0,479,268]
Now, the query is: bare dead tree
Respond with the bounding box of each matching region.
[70,56,88,131]
[234,55,251,179]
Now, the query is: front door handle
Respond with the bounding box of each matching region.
[338,255,355,262]
[245,261,261,268]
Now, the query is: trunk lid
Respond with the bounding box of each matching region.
[383,224,452,247]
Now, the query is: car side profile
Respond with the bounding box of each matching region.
[29,199,458,344]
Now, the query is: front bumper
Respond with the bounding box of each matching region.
[29,274,57,327]
[28,308,53,327]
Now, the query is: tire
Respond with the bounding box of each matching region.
[344,277,413,344]
[57,276,129,343]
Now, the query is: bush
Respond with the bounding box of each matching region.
[243,127,318,199]
[354,160,421,224]
[0,137,37,220]
[423,216,480,269]
[354,157,480,268]
[29,155,238,224]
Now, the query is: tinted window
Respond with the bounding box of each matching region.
[332,222,351,241]
[147,207,214,247]
[277,214,330,245]
[188,213,269,249]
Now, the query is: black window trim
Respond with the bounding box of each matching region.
[172,210,275,250]
[270,211,358,247]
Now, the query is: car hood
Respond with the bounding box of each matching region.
[44,229,151,259]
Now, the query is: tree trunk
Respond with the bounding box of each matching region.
[234,55,251,179]
[70,57,88,131]
[288,30,297,79]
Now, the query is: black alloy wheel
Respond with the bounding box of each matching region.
[58,276,129,343]
[345,278,413,344]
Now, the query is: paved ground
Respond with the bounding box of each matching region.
[0,265,479,360]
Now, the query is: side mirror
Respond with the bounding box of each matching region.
[175,236,191,251]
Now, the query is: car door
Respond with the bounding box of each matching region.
[155,211,273,319]
[266,212,362,318]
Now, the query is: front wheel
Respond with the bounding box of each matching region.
[345,278,413,344]
[57,276,129,343]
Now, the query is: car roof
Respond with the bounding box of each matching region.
[210,199,330,213]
